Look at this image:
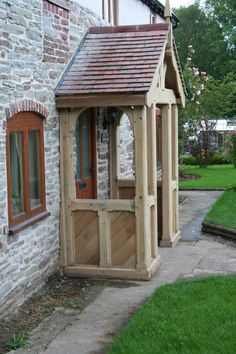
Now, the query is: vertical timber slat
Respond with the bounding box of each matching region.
[134,106,149,269]
[172,104,179,234]
[99,211,112,267]
[160,104,173,246]
[147,105,158,258]
[60,109,75,265]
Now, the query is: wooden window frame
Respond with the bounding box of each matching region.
[6,112,48,233]
[75,109,97,199]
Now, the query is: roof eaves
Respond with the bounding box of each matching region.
[139,0,180,28]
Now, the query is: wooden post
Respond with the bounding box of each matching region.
[98,211,112,267]
[160,104,180,247]
[172,105,179,234]
[60,109,76,267]
[160,104,173,247]
[133,106,149,269]
[147,105,158,258]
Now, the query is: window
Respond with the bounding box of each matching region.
[6,112,47,231]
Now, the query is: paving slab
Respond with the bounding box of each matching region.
[9,191,236,354]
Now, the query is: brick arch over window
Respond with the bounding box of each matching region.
[5,100,49,120]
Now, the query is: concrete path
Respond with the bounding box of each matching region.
[10,191,236,354]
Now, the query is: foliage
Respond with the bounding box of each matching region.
[178,39,236,167]
[229,132,236,167]
[7,333,28,350]
[180,152,231,166]
[174,3,231,79]
[205,190,236,230]
[108,275,236,354]
[179,46,217,167]
[180,155,197,165]
[175,1,236,168]
[211,152,231,165]
[179,164,236,189]
[205,0,236,52]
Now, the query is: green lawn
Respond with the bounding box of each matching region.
[204,190,236,230]
[179,164,236,189]
[107,276,236,354]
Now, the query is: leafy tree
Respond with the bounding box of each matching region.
[205,0,236,49]
[179,46,235,167]
[174,3,231,79]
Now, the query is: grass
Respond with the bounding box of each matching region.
[179,164,236,189]
[204,190,236,230]
[107,275,236,354]
[7,332,28,350]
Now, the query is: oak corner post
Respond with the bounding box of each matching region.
[160,103,180,248]
[59,109,76,270]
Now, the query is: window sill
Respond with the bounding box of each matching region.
[8,210,50,235]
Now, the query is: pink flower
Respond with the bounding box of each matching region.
[201,71,207,76]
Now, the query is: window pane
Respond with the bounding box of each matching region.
[10,132,25,217]
[29,130,41,209]
[75,118,81,180]
[82,114,91,178]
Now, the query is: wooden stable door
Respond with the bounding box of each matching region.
[75,110,96,199]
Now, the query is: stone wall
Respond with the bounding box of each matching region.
[97,108,110,199]
[119,114,135,180]
[0,0,103,318]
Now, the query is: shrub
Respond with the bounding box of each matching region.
[179,155,197,165]
[7,333,28,350]
[180,152,231,166]
[211,152,231,165]
[229,132,236,168]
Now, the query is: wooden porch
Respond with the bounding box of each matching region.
[56,22,185,280]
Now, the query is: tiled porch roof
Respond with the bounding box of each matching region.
[56,24,169,96]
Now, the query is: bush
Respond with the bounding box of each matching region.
[179,155,197,165]
[211,152,231,165]
[180,152,231,166]
[229,132,236,168]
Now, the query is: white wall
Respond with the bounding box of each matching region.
[75,0,103,18]
[119,0,164,25]
[75,0,165,25]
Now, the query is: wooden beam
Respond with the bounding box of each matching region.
[98,211,112,267]
[160,104,173,245]
[56,94,146,108]
[59,109,67,273]
[70,199,135,212]
[64,255,160,281]
[117,179,135,188]
[146,105,158,258]
[172,104,178,181]
[133,106,150,269]
[172,105,179,234]
[147,105,157,196]
[146,88,176,106]
[60,109,75,266]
